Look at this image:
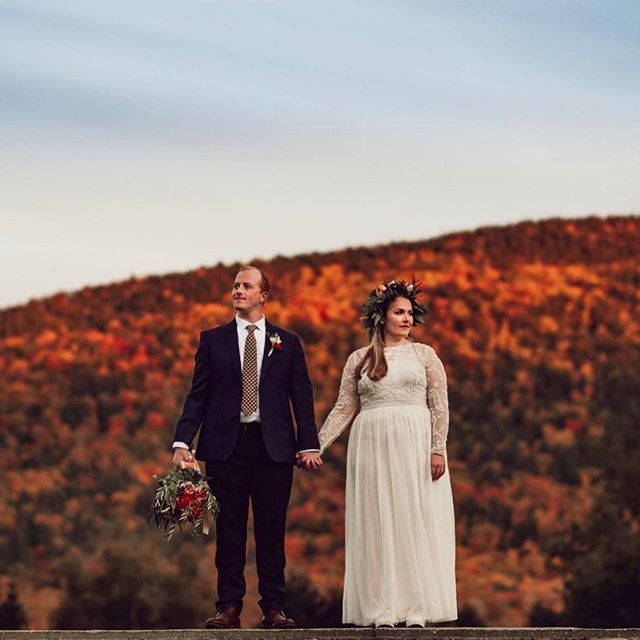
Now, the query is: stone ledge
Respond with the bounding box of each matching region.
[0,629,638,640]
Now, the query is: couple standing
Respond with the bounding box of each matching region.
[171,265,457,629]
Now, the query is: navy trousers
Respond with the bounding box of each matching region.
[206,423,293,614]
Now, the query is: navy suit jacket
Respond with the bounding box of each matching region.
[172,319,319,464]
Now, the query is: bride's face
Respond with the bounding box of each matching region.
[384,297,413,340]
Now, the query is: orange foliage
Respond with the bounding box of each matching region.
[1,215,638,627]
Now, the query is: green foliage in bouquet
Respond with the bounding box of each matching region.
[151,466,219,541]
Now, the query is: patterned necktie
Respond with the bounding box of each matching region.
[241,324,259,415]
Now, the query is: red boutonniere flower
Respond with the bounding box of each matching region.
[268,332,283,356]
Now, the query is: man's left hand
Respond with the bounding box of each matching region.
[296,451,323,471]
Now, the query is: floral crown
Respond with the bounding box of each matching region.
[360,278,428,339]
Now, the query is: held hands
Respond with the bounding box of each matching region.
[296,451,323,471]
[431,452,446,481]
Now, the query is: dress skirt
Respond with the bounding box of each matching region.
[342,402,457,626]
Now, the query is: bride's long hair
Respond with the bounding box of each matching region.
[355,324,389,382]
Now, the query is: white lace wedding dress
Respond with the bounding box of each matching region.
[318,341,457,626]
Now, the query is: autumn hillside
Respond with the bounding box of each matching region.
[1,216,639,629]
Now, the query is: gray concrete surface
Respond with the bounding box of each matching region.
[0,628,638,640]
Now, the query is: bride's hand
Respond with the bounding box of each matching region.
[430,453,446,481]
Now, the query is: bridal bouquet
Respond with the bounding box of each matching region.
[150,460,219,541]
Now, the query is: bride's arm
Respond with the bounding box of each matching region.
[318,351,361,454]
[425,345,450,456]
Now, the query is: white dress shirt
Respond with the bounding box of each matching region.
[173,315,265,450]
[236,314,266,423]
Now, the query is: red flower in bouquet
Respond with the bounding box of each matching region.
[181,481,196,495]
[176,492,192,509]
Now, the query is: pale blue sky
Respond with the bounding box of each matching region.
[1,1,639,308]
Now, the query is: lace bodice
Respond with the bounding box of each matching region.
[318,342,450,455]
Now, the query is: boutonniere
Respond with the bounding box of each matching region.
[268,332,283,357]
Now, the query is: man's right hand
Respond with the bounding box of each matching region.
[172,448,194,466]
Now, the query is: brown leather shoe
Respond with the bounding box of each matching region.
[205,605,241,629]
[261,609,295,629]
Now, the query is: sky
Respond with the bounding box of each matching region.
[1,0,639,309]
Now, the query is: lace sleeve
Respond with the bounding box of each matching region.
[425,345,450,455]
[318,351,362,453]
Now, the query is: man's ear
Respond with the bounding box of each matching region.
[260,291,269,305]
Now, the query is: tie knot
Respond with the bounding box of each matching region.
[246,324,257,334]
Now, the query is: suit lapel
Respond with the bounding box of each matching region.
[260,320,275,385]
[223,320,242,382]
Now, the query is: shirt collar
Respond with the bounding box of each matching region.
[235,314,266,332]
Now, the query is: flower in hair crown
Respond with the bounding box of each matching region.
[360,277,428,339]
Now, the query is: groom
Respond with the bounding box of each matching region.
[171,265,321,629]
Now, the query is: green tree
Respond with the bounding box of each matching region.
[563,376,640,627]
[0,582,27,630]
[284,571,342,628]
[564,504,640,627]
[52,541,213,629]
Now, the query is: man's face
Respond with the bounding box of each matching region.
[232,268,267,314]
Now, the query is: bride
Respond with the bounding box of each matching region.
[300,279,457,627]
